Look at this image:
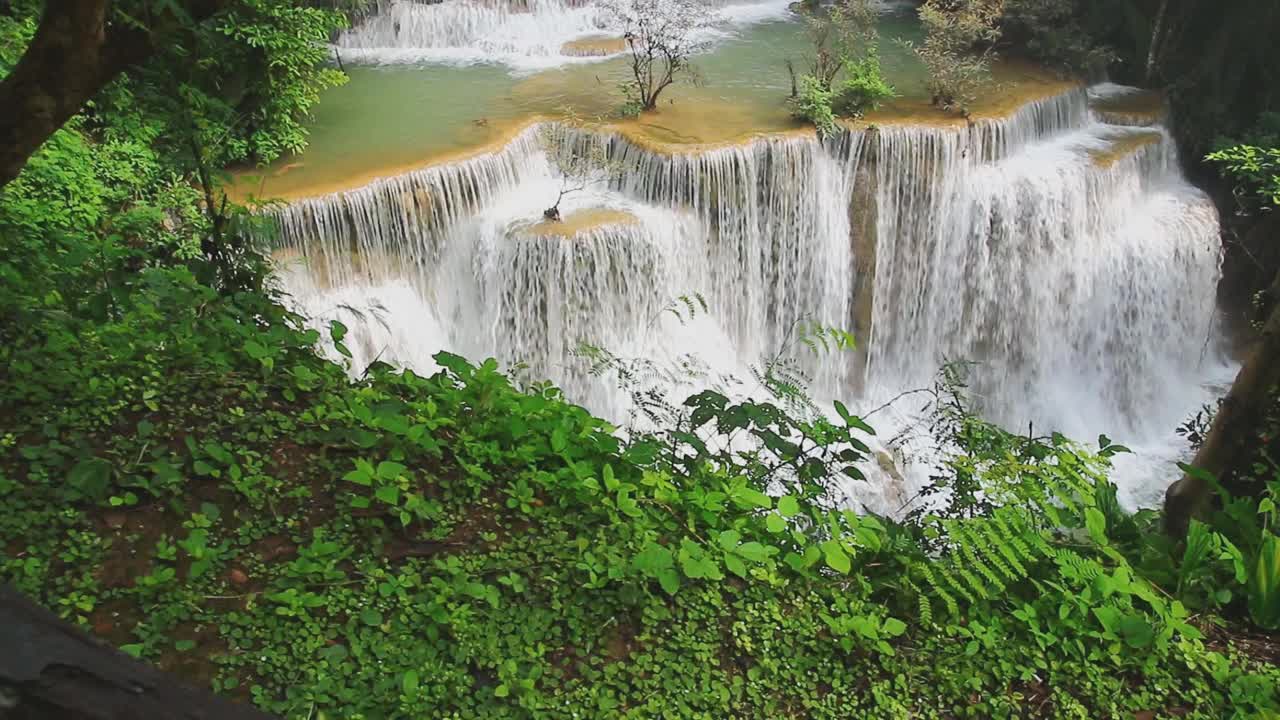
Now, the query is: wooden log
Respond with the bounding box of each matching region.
[0,584,276,720]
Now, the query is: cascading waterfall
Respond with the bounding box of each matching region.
[552,126,862,395]
[275,126,543,293]
[271,84,1229,513]
[336,0,613,63]
[334,0,798,66]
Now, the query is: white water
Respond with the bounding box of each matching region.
[272,85,1231,513]
[335,0,794,69]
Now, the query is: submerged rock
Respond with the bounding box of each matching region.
[559,35,626,57]
[521,208,639,239]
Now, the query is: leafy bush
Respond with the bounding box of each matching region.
[1206,144,1280,209]
[832,47,896,118]
[905,0,1004,115]
[789,74,838,137]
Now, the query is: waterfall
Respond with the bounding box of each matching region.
[334,0,796,66]
[551,127,863,394]
[270,84,1229,512]
[336,0,614,63]
[274,125,543,292]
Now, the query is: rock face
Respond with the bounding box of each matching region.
[559,35,626,57]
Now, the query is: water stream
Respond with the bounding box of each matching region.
[268,3,1232,514]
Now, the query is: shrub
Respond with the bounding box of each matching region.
[1207,144,1280,209]
[906,0,1004,115]
[789,74,837,137]
[832,47,896,118]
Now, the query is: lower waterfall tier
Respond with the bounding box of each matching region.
[269,84,1231,513]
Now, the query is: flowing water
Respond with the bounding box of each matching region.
[267,3,1232,514]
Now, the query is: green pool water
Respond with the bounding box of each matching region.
[239,9,1020,200]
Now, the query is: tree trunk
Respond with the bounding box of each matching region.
[1144,0,1170,85]
[0,0,229,189]
[0,584,276,719]
[1165,270,1280,536]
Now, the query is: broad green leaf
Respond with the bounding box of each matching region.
[778,495,800,518]
[881,617,907,637]
[402,670,419,696]
[375,485,400,505]
[69,457,113,500]
[724,553,748,579]
[657,567,680,595]
[376,461,407,481]
[736,541,771,563]
[1248,533,1280,629]
[1084,507,1108,545]
[822,540,851,574]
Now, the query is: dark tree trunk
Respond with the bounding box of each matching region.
[0,584,276,719]
[0,0,229,189]
[1165,269,1280,536]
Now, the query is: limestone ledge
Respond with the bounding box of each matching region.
[243,66,1088,205]
[1088,129,1163,168]
[560,36,626,57]
[517,209,639,239]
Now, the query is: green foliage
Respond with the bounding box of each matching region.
[831,47,896,118]
[789,75,838,137]
[1000,0,1115,75]
[94,0,347,168]
[906,0,1004,115]
[1,2,1278,715]
[1206,144,1280,210]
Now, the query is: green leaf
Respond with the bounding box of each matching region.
[376,461,407,481]
[735,541,770,563]
[822,540,851,574]
[375,485,400,505]
[1248,533,1280,629]
[1118,615,1154,648]
[730,486,772,509]
[717,530,741,551]
[1084,507,1108,545]
[657,567,680,595]
[359,608,383,626]
[494,684,510,698]
[777,495,800,518]
[402,670,419,696]
[120,644,145,658]
[69,457,112,500]
[881,617,907,637]
[724,553,748,579]
[766,514,787,533]
[833,400,851,423]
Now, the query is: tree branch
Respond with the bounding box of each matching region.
[0,0,231,189]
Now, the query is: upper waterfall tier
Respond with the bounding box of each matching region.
[335,0,794,66]
[336,0,616,64]
[269,84,1229,512]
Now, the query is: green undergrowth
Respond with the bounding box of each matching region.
[0,9,1276,711]
[1,263,1278,718]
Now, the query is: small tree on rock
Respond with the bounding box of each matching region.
[607,0,708,113]
[906,0,1005,115]
[539,121,622,222]
[787,0,894,135]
